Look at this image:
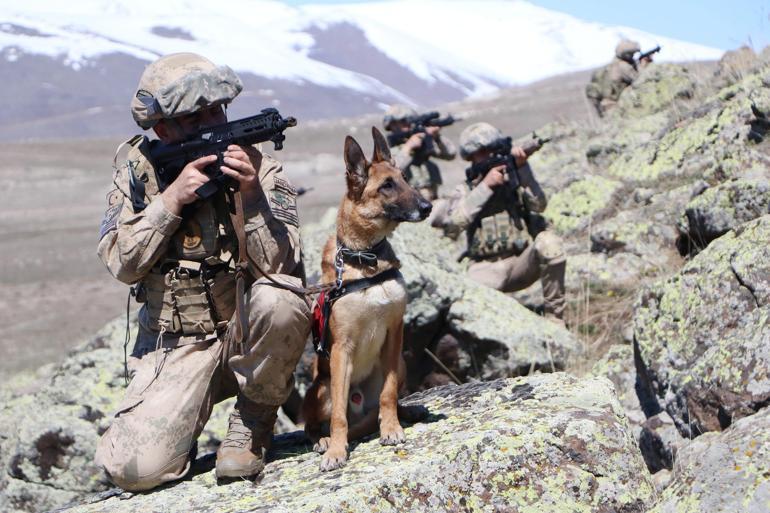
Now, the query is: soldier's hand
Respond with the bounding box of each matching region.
[425,126,440,137]
[404,133,425,153]
[220,144,262,191]
[161,154,217,215]
[482,165,507,189]
[511,146,528,168]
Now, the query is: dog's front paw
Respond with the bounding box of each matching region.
[313,437,331,454]
[320,445,349,471]
[379,424,406,446]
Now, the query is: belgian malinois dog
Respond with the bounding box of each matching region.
[302,127,432,471]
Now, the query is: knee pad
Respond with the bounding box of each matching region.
[534,231,566,265]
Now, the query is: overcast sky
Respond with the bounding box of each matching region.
[282,0,770,51]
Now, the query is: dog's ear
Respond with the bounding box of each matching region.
[344,135,369,199]
[371,126,392,163]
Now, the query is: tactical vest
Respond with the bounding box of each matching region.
[121,136,238,336]
[466,184,538,260]
[395,143,442,189]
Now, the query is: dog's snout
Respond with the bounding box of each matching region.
[418,199,432,219]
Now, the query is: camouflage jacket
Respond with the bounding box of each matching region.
[431,163,547,257]
[391,134,456,189]
[589,57,639,102]
[98,137,302,341]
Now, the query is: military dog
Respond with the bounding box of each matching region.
[302,127,431,471]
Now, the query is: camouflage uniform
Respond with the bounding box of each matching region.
[94,53,310,491]
[586,40,641,117]
[384,104,456,201]
[432,123,566,319]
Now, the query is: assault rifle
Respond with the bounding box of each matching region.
[386,111,459,148]
[465,133,550,185]
[637,45,661,62]
[149,108,297,200]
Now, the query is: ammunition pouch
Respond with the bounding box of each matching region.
[137,261,235,336]
[468,211,530,260]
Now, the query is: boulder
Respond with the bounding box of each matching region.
[542,175,624,236]
[616,63,697,118]
[648,406,770,513]
[589,345,646,440]
[634,215,770,438]
[63,374,656,513]
[638,412,687,473]
[677,177,770,254]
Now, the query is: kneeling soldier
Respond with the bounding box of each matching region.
[432,122,566,323]
[95,53,310,490]
[383,104,457,201]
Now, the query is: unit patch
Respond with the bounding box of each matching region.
[269,177,299,227]
[99,191,123,240]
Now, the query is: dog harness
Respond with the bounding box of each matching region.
[311,240,402,358]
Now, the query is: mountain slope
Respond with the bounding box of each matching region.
[0,0,723,140]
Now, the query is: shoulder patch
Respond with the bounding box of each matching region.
[269,177,299,227]
[99,191,123,239]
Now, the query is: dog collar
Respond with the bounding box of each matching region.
[336,238,388,267]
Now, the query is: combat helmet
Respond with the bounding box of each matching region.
[382,104,417,130]
[130,52,243,129]
[459,122,504,160]
[615,39,641,61]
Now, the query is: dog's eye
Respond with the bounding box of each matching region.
[379,178,395,192]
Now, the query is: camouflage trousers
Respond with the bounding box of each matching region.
[467,231,566,318]
[95,275,311,491]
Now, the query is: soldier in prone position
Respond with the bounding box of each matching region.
[95,52,310,490]
[431,122,567,324]
[383,104,457,201]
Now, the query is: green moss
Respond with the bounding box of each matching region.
[544,175,623,235]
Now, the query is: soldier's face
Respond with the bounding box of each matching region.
[393,120,411,133]
[154,105,227,143]
[470,148,492,164]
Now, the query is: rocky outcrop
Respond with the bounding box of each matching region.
[648,406,770,513]
[677,177,770,254]
[634,215,770,438]
[63,374,655,513]
[589,345,645,439]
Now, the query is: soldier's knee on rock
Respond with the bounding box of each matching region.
[533,231,565,266]
[99,442,190,492]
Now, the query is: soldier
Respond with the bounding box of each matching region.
[95,53,311,491]
[383,104,457,201]
[432,122,566,323]
[586,39,644,117]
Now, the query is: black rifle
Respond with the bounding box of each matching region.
[150,108,297,200]
[637,45,661,62]
[465,133,550,185]
[388,111,460,147]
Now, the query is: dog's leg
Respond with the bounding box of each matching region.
[302,378,332,453]
[320,341,353,471]
[379,321,406,445]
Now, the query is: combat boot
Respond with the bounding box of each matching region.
[215,396,277,479]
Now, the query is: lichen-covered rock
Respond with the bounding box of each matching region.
[638,412,687,473]
[634,215,770,438]
[590,345,646,438]
[64,374,656,513]
[302,213,581,384]
[543,175,623,235]
[648,406,770,513]
[677,177,770,254]
[616,63,697,117]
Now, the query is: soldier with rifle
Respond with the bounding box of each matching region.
[383,104,458,200]
[585,39,661,117]
[431,122,567,324]
[95,52,311,490]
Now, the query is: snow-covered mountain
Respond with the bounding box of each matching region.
[0,0,723,140]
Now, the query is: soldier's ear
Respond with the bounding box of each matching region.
[371,126,392,163]
[344,135,369,200]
